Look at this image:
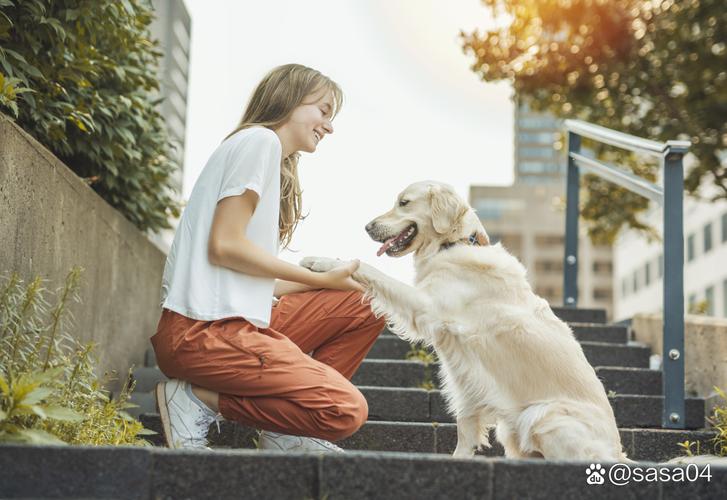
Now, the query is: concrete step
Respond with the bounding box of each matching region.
[357,386,705,428]
[9,442,725,500]
[569,323,628,344]
[127,391,157,418]
[352,359,433,388]
[136,414,718,464]
[597,367,662,396]
[354,360,660,394]
[127,370,704,428]
[131,366,168,394]
[368,336,650,368]
[551,306,607,324]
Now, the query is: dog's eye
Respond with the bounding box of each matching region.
[399,199,410,207]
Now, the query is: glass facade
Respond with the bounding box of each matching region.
[704,222,713,253]
[514,101,564,181]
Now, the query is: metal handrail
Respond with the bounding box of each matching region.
[570,152,664,205]
[562,119,690,429]
[564,119,691,157]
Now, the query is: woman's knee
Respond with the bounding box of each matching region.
[315,388,368,441]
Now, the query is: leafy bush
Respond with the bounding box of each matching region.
[0,0,181,232]
[0,267,155,446]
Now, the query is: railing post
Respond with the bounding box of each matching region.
[563,132,581,307]
[662,145,687,429]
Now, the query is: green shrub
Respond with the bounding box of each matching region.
[0,0,181,232]
[0,267,155,446]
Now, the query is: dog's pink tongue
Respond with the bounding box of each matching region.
[377,235,398,257]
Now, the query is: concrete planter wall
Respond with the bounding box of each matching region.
[632,313,727,411]
[0,113,166,393]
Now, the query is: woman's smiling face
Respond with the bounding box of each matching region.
[278,87,335,155]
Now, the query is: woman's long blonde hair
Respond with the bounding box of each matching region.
[226,64,343,249]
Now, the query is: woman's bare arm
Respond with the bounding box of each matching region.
[273,279,316,298]
[208,190,363,292]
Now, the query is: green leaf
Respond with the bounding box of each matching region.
[43,405,84,422]
[22,386,54,405]
[16,428,67,445]
[120,0,135,16]
[0,374,9,396]
[135,428,158,436]
[29,404,47,419]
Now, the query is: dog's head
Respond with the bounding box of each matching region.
[365,181,490,257]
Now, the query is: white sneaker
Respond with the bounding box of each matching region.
[258,430,345,453]
[155,379,223,450]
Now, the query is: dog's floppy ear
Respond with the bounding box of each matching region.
[475,230,490,246]
[428,184,464,234]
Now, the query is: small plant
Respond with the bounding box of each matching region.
[707,386,727,457]
[0,267,155,445]
[677,440,701,457]
[688,299,710,315]
[405,344,437,390]
[677,386,727,458]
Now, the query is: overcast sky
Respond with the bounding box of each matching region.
[182,0,515,284]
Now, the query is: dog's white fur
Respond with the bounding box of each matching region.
[301,181,627,460]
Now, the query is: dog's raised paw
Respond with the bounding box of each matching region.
[299,256,341,273]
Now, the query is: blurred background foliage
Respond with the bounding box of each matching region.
[462,0,726,243]
[0,0,181,233]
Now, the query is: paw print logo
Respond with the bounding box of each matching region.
[586,463,605,485]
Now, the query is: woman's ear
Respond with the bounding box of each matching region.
[428,184,464,234]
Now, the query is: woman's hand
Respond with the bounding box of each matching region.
[315,260,365,293]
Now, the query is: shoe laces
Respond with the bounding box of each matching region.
[191,411,224,447]
[307,437,344,452]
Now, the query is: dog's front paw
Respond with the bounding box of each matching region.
[299,256,343,273]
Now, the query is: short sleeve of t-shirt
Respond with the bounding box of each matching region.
[218,128,281,202]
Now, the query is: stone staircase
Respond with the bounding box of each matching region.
[130,307,713,458]
[4,306,726,499]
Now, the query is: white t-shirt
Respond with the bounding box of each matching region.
[160,126,282,327]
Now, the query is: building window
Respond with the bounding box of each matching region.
[688,293,697,311]
[593,261,612,274]
[518,116,558,128]
[632,270,639,293]
[687,233,695,262]
[705,286,715,316]
[622,278,629,297]
[593,288,612,300]
[704,222,713,254]
[519,161,558,174]
[518,132,555,143]
[535,235,564,247]
[657,254,664,279]
[644,261,651,286]
[519,146,555,159]
[535,260,563,272]
[722,212,727,243]
[535,286,557,301]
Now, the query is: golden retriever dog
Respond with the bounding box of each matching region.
[301,180,628,461]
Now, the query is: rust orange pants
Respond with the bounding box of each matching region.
[150,289,386,441]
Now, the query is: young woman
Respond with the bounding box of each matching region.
[151,64,386,452]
